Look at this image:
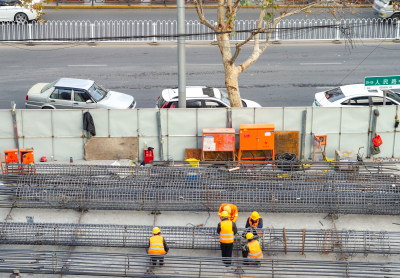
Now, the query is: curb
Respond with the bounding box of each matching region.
[43,4,372,9]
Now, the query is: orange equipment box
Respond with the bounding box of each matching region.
[238,124,275,161]
[4,149,19,164]
[202,128,235,161]
[20,148,34,164]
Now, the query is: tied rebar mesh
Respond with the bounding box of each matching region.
[0,249,398,278]
[0,222,395,256]
[1,163,399,214]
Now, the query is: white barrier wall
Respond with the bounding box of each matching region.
[0,106,399,162]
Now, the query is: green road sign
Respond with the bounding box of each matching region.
[365,75,400,90]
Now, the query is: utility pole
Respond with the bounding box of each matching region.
[177,0,186,108]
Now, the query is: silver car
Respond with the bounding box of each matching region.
[26,78,136,109]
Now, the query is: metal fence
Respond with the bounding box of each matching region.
[0,18,399,43]
[0,249,398,277]
[0,222,397,256]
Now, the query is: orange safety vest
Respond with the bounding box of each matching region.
[219,220,234,244]
[148,235,166,255]
[248,218,263,236]
[248,239,263,260]
[249,218,259,227]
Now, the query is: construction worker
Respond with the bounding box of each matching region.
[242,233,263,265]
[217,210,237,266]
[245,211,263,236]
[218,203,238,222]
[148,227,169,266]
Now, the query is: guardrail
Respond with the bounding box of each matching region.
[0,18,399,43]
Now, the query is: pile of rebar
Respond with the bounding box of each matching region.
[0,222,396,256]
[0,249,398,278]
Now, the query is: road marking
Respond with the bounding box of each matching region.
[67,64,107,67]
[300,62,342,65]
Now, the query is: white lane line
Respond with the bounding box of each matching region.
[300,62,342,65]
[67,65,107,67]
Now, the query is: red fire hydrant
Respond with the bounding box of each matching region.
[144,147,154,164]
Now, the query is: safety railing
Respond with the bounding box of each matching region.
[0,18,399,43]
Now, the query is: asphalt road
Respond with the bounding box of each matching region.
[42,7,376,22]
[1,41,399,109]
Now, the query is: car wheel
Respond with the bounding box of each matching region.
[391,13,400,24]
[14,13,29,24]
[42,106,54,109]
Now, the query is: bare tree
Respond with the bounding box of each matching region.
[192,0,343,107]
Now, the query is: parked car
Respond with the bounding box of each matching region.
[26,78,136,109]
[313,84,400,107]
[373,0,400,20]
[155,86,261,108]
[0,0,40,24]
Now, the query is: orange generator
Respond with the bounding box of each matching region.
[202,128,235,161]
[238,124,275,161]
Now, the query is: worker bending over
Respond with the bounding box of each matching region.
[218,203,238,222]
[148,227,169,266]
[245,211,263,235]
[242,233,263,265]
[217,211,237,266]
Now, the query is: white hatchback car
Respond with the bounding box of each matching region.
[0,0,40,24]
[313,84,400,107]
[156,86,261,108]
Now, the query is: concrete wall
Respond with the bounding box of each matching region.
[0,106,399,162]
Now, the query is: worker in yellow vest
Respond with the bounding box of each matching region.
[242,232,263,265]
[148,227,169,266]
[218,203,238,222]
[245,211,263,236]
[217,211,237,266]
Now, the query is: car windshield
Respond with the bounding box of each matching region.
[386,91,400,103]
[88,83,108,102]
[325,87,345,102]
[219,89,231,106]
[41,81,57,93]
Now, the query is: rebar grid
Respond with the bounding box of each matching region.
[1,161,399,179]
[0,222,396,256]
[3,169,400,190]
[0,249,398,278]
[1,182,399,214]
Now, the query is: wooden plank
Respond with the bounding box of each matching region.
[85,137,138,161]
[274,131,300,157]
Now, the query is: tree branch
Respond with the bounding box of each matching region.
[239,3,317,71]
[193,0,216,30]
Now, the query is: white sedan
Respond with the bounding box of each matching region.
[0,0,40,24]
[313,84,400,107]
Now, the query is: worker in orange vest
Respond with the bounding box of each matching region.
[217,211,237,266]
[245,211,263,236]
[218,203,238,222]
[242,232,263,265]
[148,227,169,266]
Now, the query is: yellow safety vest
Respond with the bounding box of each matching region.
[148,235,166,255]
[248,239,263,260]
[219,220,234,243]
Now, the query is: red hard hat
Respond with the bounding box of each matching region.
[40,156,47,162]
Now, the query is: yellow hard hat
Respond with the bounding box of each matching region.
[223,205,232,214]
[220,211,229,218]
[250,211,260,220]
[152,227,161,234]
[246,233,254,240]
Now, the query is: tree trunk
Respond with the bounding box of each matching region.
[225,63,242,107]
[217,33,243,108]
